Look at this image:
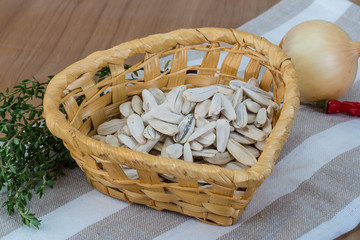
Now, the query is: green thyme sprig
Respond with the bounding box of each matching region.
[0,62,161,228]
[0,76,77,228]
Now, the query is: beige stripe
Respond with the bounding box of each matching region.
[184,0,314,65]
[69,204,189,240]
[219,146,360,239]
[238,0,313,34]
[0,168,93,237]
[335,3,360,41]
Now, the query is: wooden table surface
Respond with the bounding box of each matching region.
[0,0,359,238]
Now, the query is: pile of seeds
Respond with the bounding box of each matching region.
[92,78,278,171]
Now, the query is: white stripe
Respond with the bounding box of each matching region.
[1,190,129,240]
[154,119,360,240]
[298,195,360,240]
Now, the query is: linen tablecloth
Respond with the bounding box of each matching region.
[1,0,360,239]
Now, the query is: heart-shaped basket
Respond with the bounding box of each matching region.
[43,28,299,225]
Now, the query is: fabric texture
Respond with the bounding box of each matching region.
[1,0,360,239]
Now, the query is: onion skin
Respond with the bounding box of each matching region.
[280,20,360,102]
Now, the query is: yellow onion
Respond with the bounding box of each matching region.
[280,20,360,102]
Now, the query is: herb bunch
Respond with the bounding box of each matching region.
[0,64,145,228]
[0,76,76,228]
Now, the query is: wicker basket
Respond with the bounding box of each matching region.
[43,28,299,226]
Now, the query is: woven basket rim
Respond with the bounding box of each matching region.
[43,27,299,187]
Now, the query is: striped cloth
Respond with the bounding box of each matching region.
[1,0,360,239]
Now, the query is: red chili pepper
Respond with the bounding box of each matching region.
[326,100,360,116]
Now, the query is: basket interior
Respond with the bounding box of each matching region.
[45,28,299,225]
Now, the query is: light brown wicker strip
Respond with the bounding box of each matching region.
[43,28,299,225]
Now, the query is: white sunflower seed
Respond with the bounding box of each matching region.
[148,88,166,104]
[255,108,267,128]
[97,119,127,135]
[235,124,267,142]
[131,95,143,115]
[194,99,211,119]
[187,121,217,142]
[183,142,193,162]
[182,99,196,115]
[183,86,217,102]
[226,138,257,167]
[203,151,234,165]
[174,114,195,143]
[117,134,137,149]
[143,125,160,140]
[142,89,158,112]
[216,119,230,152]
[166,143,183,159]
[208,93,222,116]
[127,114,146,144]
[220,93,236,121]
[148,119,179,136]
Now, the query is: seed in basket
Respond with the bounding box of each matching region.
[187,121,216,142]
[262,119,272,134]
[195,117,210,128]
[131,95,143,115]
[166,143,183,159]
[244,145,261,158]
[247,77,260,87]
[242,87,279,110]
[148,88,166,105]
[105,135,121,147]
[143,125,160,140]
[150,105,184,124]
[127,114,146,144]
[245,100,261,113]
[153,142,163,152]
[167,85,186,114]
[148,119,179,136]
[214,84,235,96]
[122,125,132,136]
[174,114,195,143]
[160,137,173,157]
[197,131,216,147]
[223,161,249,171]
[119,101,134,117]
[227,138,257,167]
[182,86,217,102]
[220,93,236,121]
[91,135,106,143]
[142,89,158,112]
[191,149,218,158]
[247,112,256,124]
[189,140,203,151]
[194,99,211,119]
[229,80,273,99]
[134,135,161,153]
[235,124,267,142]
[232,88,244,108]
[208,93,222,116]
[216,119,230,153]
[203,151,234,165]
[183,142,193,162]
[181,99,196,115]
[97,119,127,135]
[255,139,267,151]
[234,102,247,128]
[266,105,275,120]
[255,108,267,128]
[118,134,137,149]
[229,132,256,145]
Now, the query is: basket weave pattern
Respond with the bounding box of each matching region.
[44,28,299,225]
